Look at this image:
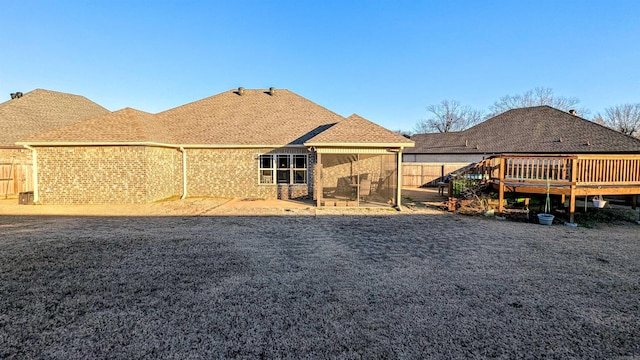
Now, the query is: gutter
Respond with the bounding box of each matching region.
[179,147,187,199]
[23,145,38,203]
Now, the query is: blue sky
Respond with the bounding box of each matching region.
[1,1,638,132]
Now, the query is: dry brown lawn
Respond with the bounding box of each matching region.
[1,196,639,358]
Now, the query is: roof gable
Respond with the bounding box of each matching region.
[305,114,414,147]
[0,89,109,147]
[408,106,640,154]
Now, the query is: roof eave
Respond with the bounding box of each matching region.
[15,141,308,149]
[303,142,414,148]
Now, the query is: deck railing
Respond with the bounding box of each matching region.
[575,156,640,185]
[503,156,573,184]
[497,154,640,186]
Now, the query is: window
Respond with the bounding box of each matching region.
[259,154,307,185]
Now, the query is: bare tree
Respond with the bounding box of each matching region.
[489,87,586,116]
[414,100,484,133]
[394,129,412,139]
[594,103,640,138]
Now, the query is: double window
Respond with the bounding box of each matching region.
[259,154,307,184]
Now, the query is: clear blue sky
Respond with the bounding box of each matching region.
[1,1,638,132]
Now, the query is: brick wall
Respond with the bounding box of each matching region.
[36,146,181,204]
[186,148,314,200]
[145,147,182,202]
[35,146,315,204]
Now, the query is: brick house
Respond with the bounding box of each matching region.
[0,89,109,197]
[18,88,414,207]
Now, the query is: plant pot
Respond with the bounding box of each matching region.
[537,213,554,225]
[592,200,606,208]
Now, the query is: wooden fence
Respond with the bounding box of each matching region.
[0,162,33,198]
[402,163,471,187]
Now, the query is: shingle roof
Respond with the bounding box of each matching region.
[0,89,109,147]
[305,114,414,146]
[21,108,163,143]
[157,89,346,145]
[20,88,409,148]
[407,106,640,154]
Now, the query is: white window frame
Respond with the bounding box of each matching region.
[258,154,307,185]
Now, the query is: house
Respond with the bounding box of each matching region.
[0,89,109,197]
[403,106,640,186]
[404,106,640,222]
[17,88,414,207]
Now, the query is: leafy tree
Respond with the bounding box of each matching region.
[594,103,640,138]
[413,100,484,133]
[489,87,586,117]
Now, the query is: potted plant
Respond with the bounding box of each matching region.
[592,195,607,209]
[537,179,554,225]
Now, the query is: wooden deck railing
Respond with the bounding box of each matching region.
[503,156,574,184]
[498,154,640,186]
[575,156,640,185]
[450,154,640,223]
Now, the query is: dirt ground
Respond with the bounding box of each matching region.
[2,186,636,228]
[0,189,445,216]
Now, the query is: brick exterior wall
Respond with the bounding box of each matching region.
[36,146,181,204]
[34,146,315,204]
[185,148,314,200]
[146,147,182,201]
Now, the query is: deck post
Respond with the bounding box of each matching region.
[632,194,637,210]
[498,156,505,214]
[569,188,576,223]
[569,158,578,223]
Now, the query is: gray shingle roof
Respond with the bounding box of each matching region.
[0,89,109,147]
[20,89,410,148]
[407,106,640,154]
[22,108,162,143]
[157,89,346,145]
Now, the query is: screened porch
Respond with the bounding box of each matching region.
[316,152,399,207]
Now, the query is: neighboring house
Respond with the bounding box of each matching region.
[0,89,109,197]
[17,88,414,206]
[403,106,640,186]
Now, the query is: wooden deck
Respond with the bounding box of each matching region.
[460,154,640,223]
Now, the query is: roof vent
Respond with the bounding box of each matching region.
[237,87,245,96]
[569,109,577,115]
[465,139,469,147]
[268,87,276,96]
[10,92,23,99]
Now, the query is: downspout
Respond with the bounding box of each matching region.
[396,147,404,211]
[179,147,187,199]
[24,145,38,203]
